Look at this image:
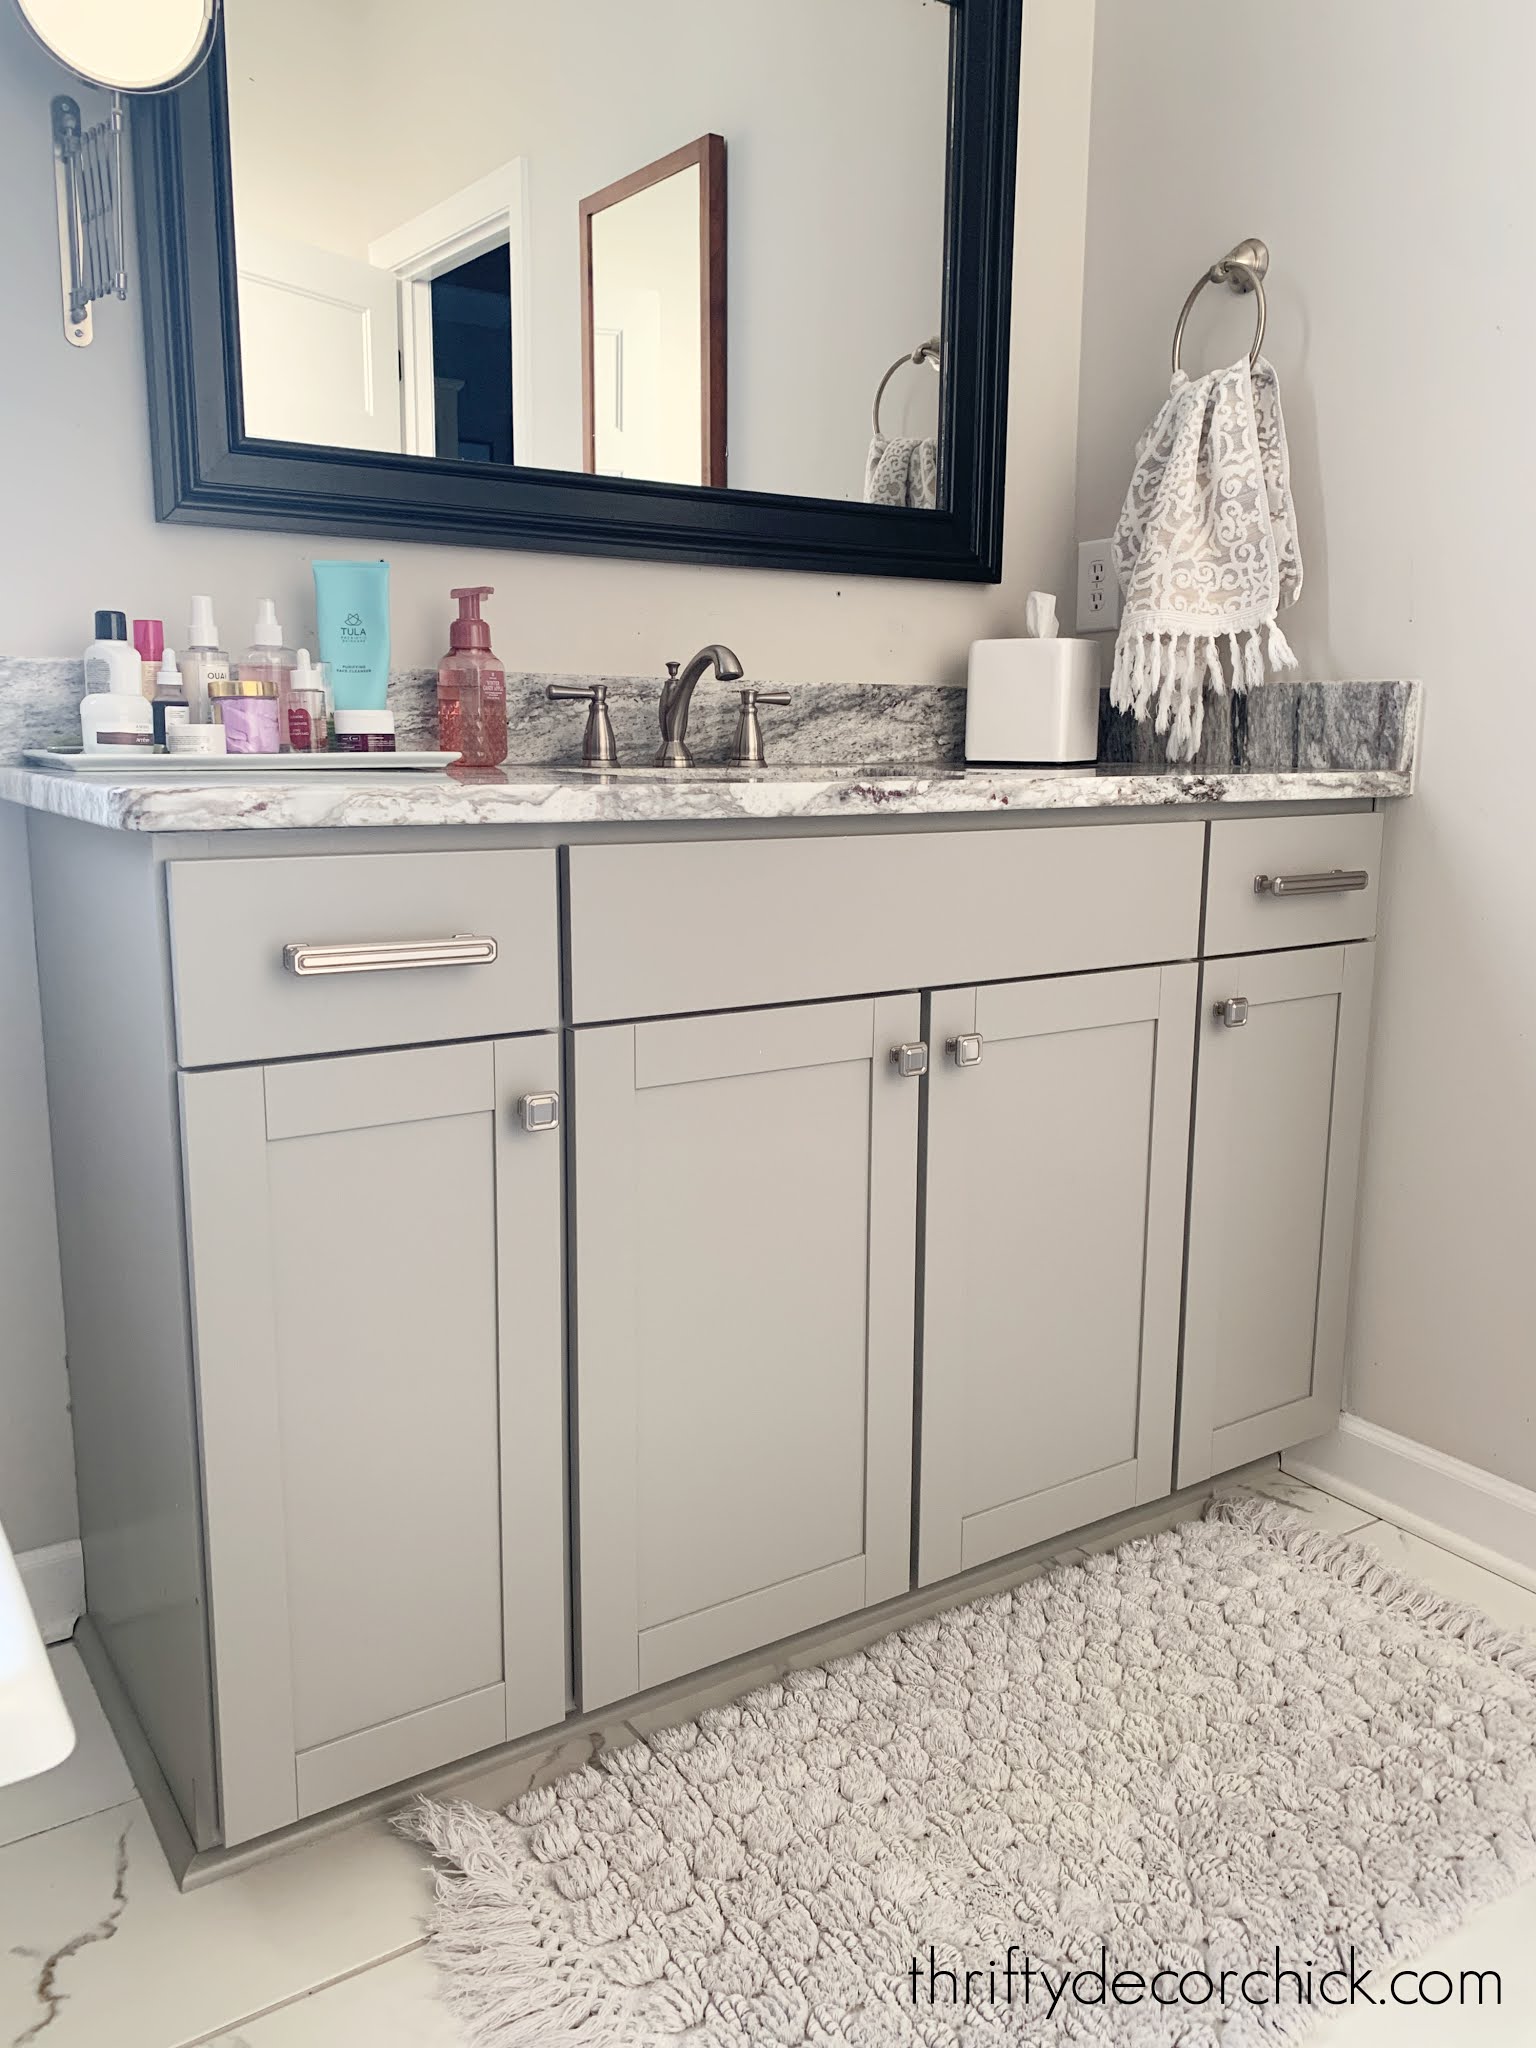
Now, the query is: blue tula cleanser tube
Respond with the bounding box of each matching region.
[313,560,390,711]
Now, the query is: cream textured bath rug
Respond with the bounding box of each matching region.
[408,1499,1536,2044]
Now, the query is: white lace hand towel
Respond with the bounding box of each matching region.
[1111,353,1302,760]
[865,435,937,509]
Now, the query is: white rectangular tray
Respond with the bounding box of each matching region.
[24,749,462,777]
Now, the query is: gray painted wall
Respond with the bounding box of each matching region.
[1075,0,1533,1486]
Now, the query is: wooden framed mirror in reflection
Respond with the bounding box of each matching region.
[135,0,1023,580]
[580,135,727,492]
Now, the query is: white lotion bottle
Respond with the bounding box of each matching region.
[81,609,153,750]
[83,610,142,694]
[80,686,153,751]
[179,595,231,723]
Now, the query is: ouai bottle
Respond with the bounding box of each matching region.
[179,596,230,723]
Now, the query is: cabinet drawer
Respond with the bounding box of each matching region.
[167,850,559,1067]
[566,822,1203,1022]
[1205,812,1383,956]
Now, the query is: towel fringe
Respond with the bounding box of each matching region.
[1110,615,1294,762]
[1202,635,1225,699]
[1185,660,1206,758]
[1267,620,1299,673]
[1242,629,1264,693]
[1167,672,1189,758]
[1223,632,1241,693]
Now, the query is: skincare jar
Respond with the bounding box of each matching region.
[209,673,281,754]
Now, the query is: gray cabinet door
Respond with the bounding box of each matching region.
[574,995,920,1708]
[180,1037,566,1846]
[1177,944,1374,1485]
[919,965,1198,1584]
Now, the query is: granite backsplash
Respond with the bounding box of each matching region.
[0,657,1419,778]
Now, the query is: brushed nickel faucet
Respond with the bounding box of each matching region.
[655,643,744,767]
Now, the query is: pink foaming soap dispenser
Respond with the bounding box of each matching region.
[437,586,508,768]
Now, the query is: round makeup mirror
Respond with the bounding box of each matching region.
[14,0,218,92]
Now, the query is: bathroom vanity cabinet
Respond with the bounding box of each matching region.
[572,997,920,1708]
[21,796,1385,1871]
[917,963,1196,1585]
[1176,941,1375,1485]
[178,1037,566,1845]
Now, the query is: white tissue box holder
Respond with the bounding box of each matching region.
[964,637,1102,765]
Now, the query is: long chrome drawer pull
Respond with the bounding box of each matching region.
[1252,869,1369,898]
[282,934,499,977]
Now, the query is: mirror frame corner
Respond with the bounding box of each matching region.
[135,0,1023,581]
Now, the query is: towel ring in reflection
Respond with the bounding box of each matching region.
[872,336,940,436]
[1170,238,1269,376]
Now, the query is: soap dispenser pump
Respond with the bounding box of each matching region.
[438,586,508,767]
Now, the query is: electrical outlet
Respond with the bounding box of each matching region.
[1076,539,1122,633]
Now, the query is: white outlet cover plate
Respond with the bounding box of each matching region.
[1076,539,1123,634]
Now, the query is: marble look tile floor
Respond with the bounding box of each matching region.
[2,1470,1533,2046]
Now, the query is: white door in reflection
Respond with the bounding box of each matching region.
[589,165,704,486]
[236,234,402,452]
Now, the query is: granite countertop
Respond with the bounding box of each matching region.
[0,758,1412,833]
[0,668,1420,831]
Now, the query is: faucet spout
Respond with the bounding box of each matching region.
[656,643,745,767]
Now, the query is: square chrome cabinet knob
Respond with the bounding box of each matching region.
[947,1033,984,1067]
[518,1092,561,1132]
[890,1043,929,1079]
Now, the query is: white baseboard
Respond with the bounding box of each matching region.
[1286,1415,1536,1594]
[16,1539,83,1645]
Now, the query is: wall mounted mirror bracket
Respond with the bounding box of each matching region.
[20,0,221,348]
[51,92,125,347]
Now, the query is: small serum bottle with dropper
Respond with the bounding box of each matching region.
[285,649,328,753]
[150,647,191,747]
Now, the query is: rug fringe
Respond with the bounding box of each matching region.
[1207,1492,1536,1687]
[397,1797,650,2047]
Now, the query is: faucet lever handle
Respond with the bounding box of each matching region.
[546,682,618,768]
[727,687,790,770]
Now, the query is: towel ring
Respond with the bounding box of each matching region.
[1170,238,1269,376]
[872,336,940,437]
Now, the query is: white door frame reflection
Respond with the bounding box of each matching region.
[368,159,535,462]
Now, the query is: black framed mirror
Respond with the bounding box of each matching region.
[136,0,1021,581]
